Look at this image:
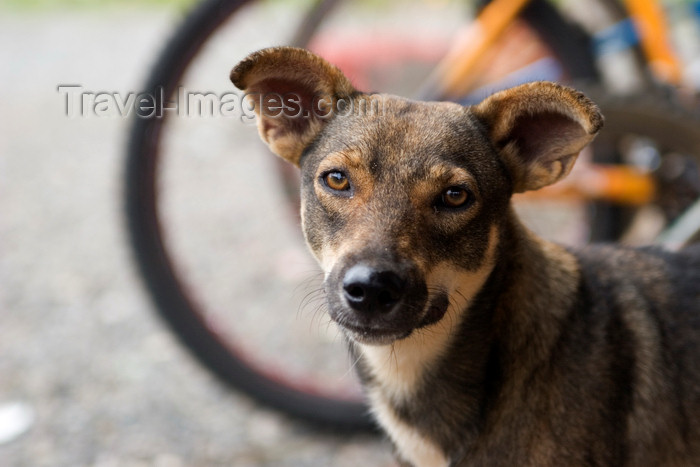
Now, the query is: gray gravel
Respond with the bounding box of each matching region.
[0,6,395,467]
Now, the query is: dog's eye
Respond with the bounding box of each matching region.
[439,187,471,209]
[323,171,350,192]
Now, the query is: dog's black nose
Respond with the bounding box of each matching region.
[342,265,405,313]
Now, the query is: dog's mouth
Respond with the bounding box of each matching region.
[337,321,413,346]
[418,294,450,328]
[331,292,451,345]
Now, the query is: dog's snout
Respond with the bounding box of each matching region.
[328,258,429,343]
[342,265,405,313]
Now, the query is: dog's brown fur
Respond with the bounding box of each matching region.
[231,47,700,466]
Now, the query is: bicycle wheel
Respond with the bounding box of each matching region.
[125,0,599,429]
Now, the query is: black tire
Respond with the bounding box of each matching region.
[125,0,599,430]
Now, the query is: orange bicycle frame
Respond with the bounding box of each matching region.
[429,0,683,95]
[623,0,683,85]
[425,0,530,99]
[517,165,655,206]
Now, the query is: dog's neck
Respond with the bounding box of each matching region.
[494,214,581,361]
[351,209,581,461]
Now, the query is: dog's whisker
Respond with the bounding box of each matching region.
[297,292,326,323]
[389,343,400,381]
[342,348,364,381]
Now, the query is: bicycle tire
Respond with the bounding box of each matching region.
[125,0,600,430]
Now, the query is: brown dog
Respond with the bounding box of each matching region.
[231,47,700,466]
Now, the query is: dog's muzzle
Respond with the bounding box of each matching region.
[324,256,446,345]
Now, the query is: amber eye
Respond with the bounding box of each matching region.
[323,171,350,192]
[440,186,470,209]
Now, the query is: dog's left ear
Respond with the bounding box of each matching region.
[471,82,603,193]
[231,46,357,166]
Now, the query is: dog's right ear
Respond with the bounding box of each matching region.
[231,47,357,167]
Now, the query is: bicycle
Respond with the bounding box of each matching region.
[125,0,700,431]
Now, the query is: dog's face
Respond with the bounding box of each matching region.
[298,98,509,344]
[231,47,602,345]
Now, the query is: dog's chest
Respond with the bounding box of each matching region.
[368,389,450,467]
[358,331,456,466]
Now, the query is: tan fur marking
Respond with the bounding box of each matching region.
[368,390,450,467]
[359,300,459,398]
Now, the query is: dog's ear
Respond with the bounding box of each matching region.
[231,47,357,166]
[471,82,603,193]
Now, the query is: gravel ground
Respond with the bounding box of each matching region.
[0,6,396,467]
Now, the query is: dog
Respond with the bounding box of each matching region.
[230,47,700,466]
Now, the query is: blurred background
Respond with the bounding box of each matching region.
[1,0,699,466]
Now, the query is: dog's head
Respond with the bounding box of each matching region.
[231,47,602,345]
